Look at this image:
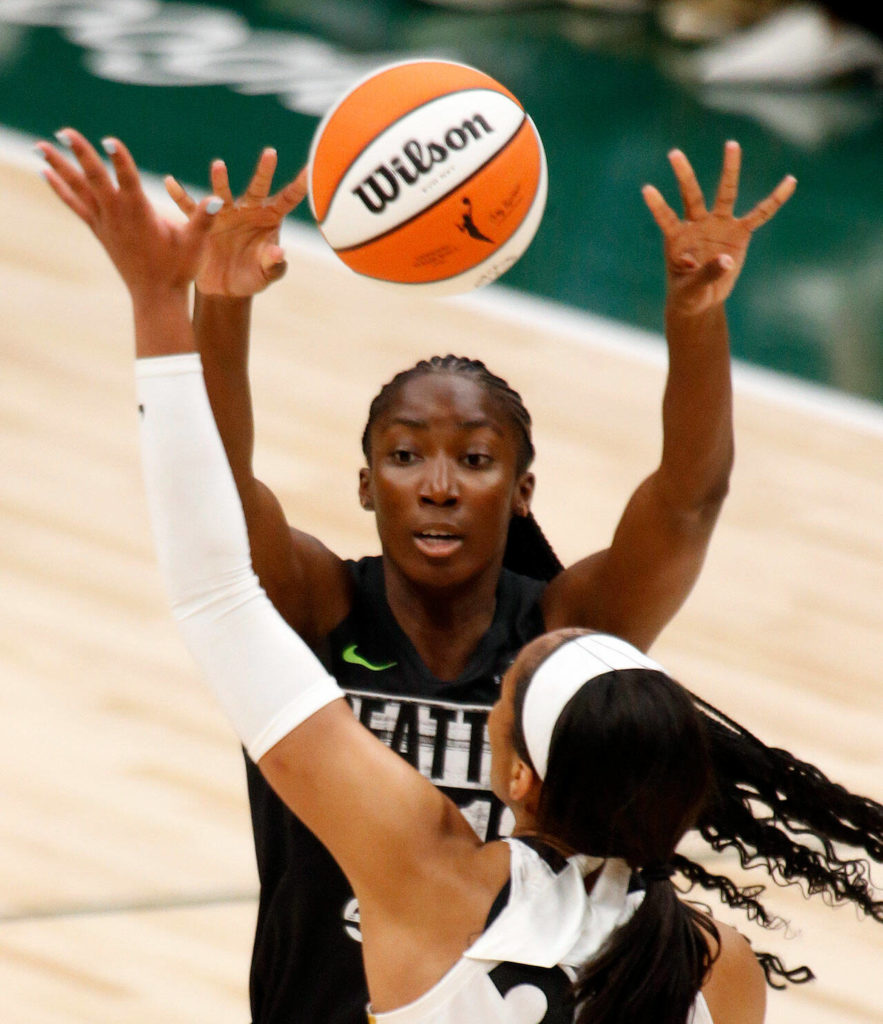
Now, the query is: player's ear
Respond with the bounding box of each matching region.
[509,758,540,811]
[359,468,374,511]
[512,471,535,518]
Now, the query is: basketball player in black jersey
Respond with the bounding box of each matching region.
[39,128,800,1023]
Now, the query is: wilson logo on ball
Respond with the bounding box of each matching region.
[352,114,496,214]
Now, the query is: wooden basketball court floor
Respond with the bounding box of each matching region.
[1,128,881,1023]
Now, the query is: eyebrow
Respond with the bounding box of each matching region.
[388,416,504,435]
[388,416,427,429]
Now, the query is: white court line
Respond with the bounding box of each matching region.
[11,124,883,438]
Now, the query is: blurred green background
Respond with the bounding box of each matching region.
[1,0,880,401]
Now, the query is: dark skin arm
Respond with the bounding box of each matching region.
[173,142,795,654]
[166,151,351,648]
[544,142,796,649]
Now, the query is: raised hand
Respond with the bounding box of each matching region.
[35,128,220,308]
[642,140,796,317]
[165,148,308,297]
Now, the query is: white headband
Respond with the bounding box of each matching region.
[522,633,666,780]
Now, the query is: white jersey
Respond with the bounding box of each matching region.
[368,838,714,1024]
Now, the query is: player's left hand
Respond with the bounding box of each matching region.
[642,140,796,317]
[165,149,308,298]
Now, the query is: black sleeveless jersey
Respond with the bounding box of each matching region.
[244,555,547,1024]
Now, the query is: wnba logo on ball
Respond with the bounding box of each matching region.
[352,114,496,214]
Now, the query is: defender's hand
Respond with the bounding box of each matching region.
[165,148,308,297]
[642,140,796,317]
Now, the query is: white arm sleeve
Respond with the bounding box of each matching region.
[135,352,342,762]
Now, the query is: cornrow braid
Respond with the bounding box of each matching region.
[361,355,563,582]
[362,355,535,471]
[504,511,564,581]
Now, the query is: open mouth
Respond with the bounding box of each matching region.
[413,529,463,557]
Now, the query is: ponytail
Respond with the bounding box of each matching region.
[574,878,717,1024]
[518,663,716,1023]
[670,691,882,987]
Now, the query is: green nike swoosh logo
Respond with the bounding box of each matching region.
[342,644,397,672]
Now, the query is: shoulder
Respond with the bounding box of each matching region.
[700,920,766,1024]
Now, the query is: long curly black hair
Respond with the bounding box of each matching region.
[675,692,882,985]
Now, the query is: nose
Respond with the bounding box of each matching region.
[419,455,459,506]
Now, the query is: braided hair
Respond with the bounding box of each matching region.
[361,355,564,581]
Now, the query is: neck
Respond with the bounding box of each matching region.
[511,826,572,857]
[382,558,501,680]
[509,808,559,848]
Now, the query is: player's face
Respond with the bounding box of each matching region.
[361,374,534,591]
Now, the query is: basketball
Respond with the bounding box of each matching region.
[307,59,547,296]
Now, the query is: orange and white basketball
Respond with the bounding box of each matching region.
[307,59,547,296]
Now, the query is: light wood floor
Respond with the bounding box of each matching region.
[1,133,881,1024]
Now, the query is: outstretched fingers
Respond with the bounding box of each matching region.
[642,183,681,236]
[55,128,116,202]
[209,158,235,205]
[166,159,235,218]
[244,147,278,203]
[99,136,146,205]
[272,165,309,217]
[165,174,197,216]
[669,148,707,220]
[741,174,798,232]
[36,127,120,228]
[39,127,222,297]
[35,141,99,225]
[712,139,741,216]
[183,195,225,261]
